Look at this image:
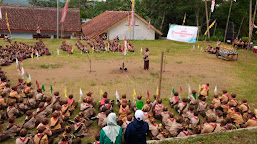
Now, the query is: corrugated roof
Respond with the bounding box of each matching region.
[0,5,81,33]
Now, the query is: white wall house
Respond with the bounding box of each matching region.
[82,11,162,40]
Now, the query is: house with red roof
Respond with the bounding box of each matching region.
[81,11,162,40]
[0,5,81,39]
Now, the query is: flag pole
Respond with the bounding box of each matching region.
[224,0,233,43]
[158,52,164,99]
[236,15,245,38]
[57,0,59,39]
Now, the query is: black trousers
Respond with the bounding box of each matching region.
[144,60,149,70]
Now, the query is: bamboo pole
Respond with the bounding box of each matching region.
[224,0,233,43]
[213,22,217,36]
[158,52,164,99]
[248,0,257,50]
[57,0,59,39]
[236,15,245,38]
[204,0,210,38]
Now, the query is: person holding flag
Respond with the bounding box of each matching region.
[200,83,209,99]
[143,48,150,70]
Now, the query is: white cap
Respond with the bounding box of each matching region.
[135,110,144,121]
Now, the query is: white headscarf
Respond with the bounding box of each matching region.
[103,113,120,143]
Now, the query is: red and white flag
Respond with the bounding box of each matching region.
[211,0,215,13]
[0,7,2,20]
[36,80,40,89]
[60,0,70,23]
[148,19,151,32]
[122,36,127,55]
[130,8,134,27]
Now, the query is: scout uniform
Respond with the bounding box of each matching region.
[189,94,198,105]
[200,85,209,97]
[96,112,106,128]
[244,117,257,127]
[6,105,19,118]
[160,111,170,124]
[197,101,208,112]
[149,123,159,137]
[228,98,238,107]
[231,112,244,125]
[33,133,48,144]
[61,104,70,121]
[5,123,21,138]
[177,130,190,137]
[169,96,179,108]
[23,116,36,129]
[73,122,87,137]
[16,136,33,144]
[122,121,131,133]
[201,123,221,134]
[220,93,230,103]
[80,102,94,119]
[8,90,20,104]
[190,116,200,128]
[164,118,176,130]
[212,98,221,109]
[177,101,187,114]
[169,122,183,137]
[119,106,128,122]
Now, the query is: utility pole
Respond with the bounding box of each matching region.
[204,0,210,38]
[224,0,233,43]
[57,0,59,39]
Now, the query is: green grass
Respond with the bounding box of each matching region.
[1,38,257,143]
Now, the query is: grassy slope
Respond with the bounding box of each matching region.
[0,39,257,143]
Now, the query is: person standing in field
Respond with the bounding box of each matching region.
[36,26,41,40]
[143,48,150,70]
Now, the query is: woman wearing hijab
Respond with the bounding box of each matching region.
[100,113,122,144]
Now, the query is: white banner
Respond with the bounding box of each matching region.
[167,25,198,43]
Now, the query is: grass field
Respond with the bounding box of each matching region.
[1,38,257,143]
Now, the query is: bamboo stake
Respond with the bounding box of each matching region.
[236,15,245,38]
[224,0,233,43]
[158,52,164,99]
[204,0,210,38]
[248,0,257,50]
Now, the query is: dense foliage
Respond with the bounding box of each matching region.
[27,0,255,39]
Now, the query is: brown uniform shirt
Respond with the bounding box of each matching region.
[160,111,170,123]
[200,85,209,96]
[169,96,179,107]
[177,130,190,137]
[244,118,257,127]
[6,106,18,118]
[149,123,159,137]
[197,101,207,112]
[5,123,20,137]
[16,137,33,144]
[73,122,87,136]
[34,133,48,144]
[97,112,106,128]
[212,98,220,108]
[189,94,197,105]
[154,104,163,116]
[239,103,250,113]
[177,102,187,114]
[220,94,230,103]
[164,118,176,130]
[156,132,165,140]
[228,98,238,107]
[201,123,221,134]
[190,116,200,128]
[169,122,182,137]
[23,116,36,129]
[50,117,62,130]
[62,104,70,117]
[231,112,244,125]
